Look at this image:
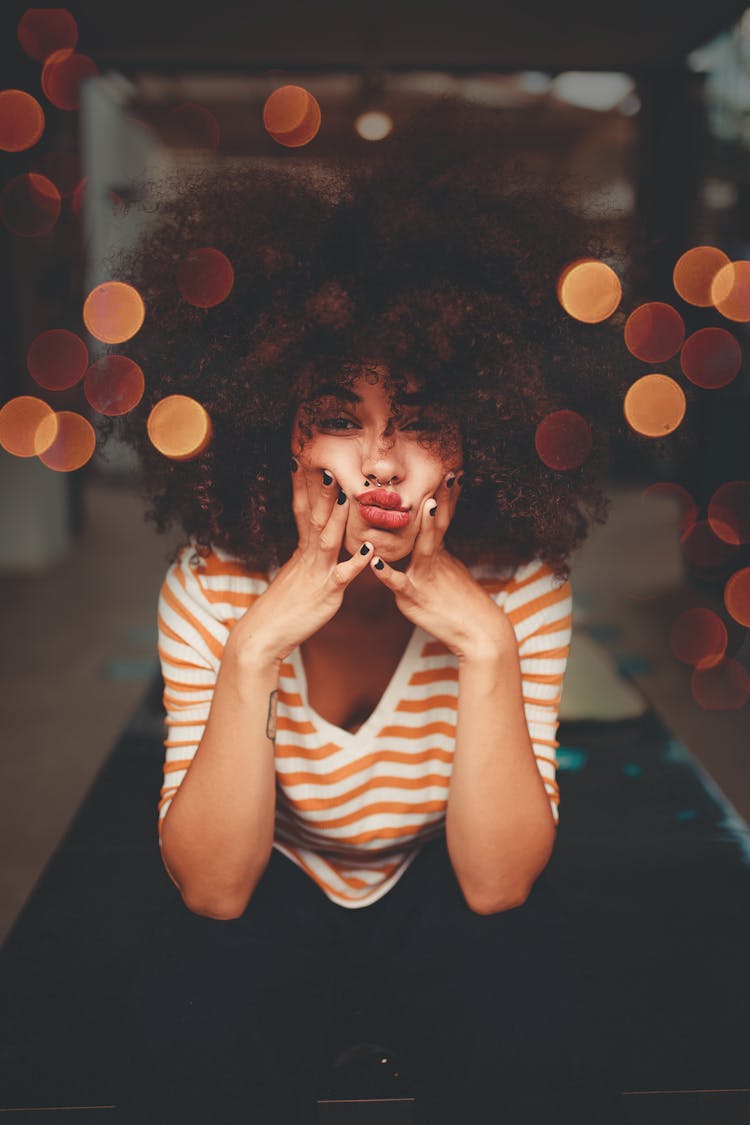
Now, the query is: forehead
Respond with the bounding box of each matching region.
[312,367,427,405]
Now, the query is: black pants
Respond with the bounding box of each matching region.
[119,836,620,1124]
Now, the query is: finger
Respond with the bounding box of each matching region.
[306,466,339,543]
[318,485,351,555]
[369,553,410,594]
[432,470,462,545]
[411,496,439,560]
[334,539,376,584]
[290,456,314,551]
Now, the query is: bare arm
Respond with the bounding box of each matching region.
[160,641,281,920]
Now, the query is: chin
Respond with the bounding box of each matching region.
[345,525,413,561]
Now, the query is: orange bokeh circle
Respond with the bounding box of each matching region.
[0,90,45,152]
[673,246,730,307]
[640,482,697,535]
[0,396,57,456]
[556,258,622,324]
[711,261,750,322]
[624,302,685,363]
[669,607,727,669]
[84,355,145,416]
[41,48,99,111]
[680,327,742,390]
[691,658,750,711]
[534,409,592,470]
[0,172,60,237]
[262,85,322,148]
[83,282,145,344]
[35,411,96,471]
[17,8,77,61]
[623,373,686,437]
[147,395,212,460]
[724,567,750,628]
[707,481,750,546]
[27,328,88,391]
[680,519,739,579]
[176,248,234,308]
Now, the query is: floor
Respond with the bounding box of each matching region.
[0,473,748,948]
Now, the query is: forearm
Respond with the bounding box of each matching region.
[446,644,556,914]
[160,638,280,919]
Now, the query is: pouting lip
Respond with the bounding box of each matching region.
[355,488,408,511]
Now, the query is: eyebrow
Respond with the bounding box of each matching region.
[311,383,429,406]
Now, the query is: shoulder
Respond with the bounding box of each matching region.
[159,542,272,628]
[471,558,572,636]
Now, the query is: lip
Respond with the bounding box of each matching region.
[359,506,411,530]
[355,488,407,510]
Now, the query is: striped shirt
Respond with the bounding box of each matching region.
[157,544,572,908]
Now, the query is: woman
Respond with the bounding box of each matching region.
[117,102,626,1123]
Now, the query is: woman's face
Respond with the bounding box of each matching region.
[291,369,463,564]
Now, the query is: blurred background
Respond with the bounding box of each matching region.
[1,0,750,953]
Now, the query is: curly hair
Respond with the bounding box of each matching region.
[106,96,646,582]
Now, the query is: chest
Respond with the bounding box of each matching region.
[300,617,415,735]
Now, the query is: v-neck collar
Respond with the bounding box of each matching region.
[288,624,425,745]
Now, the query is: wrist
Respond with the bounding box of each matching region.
[223,628,284,676]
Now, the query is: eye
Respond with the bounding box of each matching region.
[319,416,357,431]
[402,416,437,431]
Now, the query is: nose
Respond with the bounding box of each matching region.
[361,429,404,487]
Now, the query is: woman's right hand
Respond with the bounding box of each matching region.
[227,463,373,667]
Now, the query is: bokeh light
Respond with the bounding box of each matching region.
[691,658,750,710]
[147,395,212,460]
[0,396,57,456]
[673,246,730,307]
[83,282,145,344]
[680,327,742,389]
[0,173,60,237]
[27,329,88,391]
[17,8,77,61]
[33,150,80,197]
[165,103,220,149]
[680,519,739,580]
[711,261,750,322]
[556,258,622,323]
[624,302,685,363]
[263,85,322,148]
[84,355,145,416]
[724,567,750,627]
[0,90,45,152]
[669,607,727,669]
[354,111,393,141]
[623,374,686,437]
[707,481,750,546]
[176,248,234,308]
[41,48,99,111]
[34,410,95,471]
[640,482,697,535]
[534,409,592,470]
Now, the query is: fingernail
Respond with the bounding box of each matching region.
[337,489,347,505]
[457,472,464,486]
[360,542,371,555]
[446,475,456,489]
[429,502,437,517]
[290,457,298,472]
[322,469,333,486]
[374,558,384,570]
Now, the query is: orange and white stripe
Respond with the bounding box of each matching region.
[156,546,571,908]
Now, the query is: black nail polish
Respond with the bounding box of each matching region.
[457,472,464,486]
[360,543,370,555]
[322,469,333,486]
[374,558,384,570]
[429,503,437,517]
[446,475,455,488]
[290,457,298,472]
[337,489,347,505]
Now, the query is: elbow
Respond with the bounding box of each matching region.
[182,889,253,920]
[464,884,531,916]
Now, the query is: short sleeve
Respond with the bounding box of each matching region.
[500,562,573,826]
[156,550,230,841]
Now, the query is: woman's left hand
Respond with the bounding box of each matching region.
[369,473,517,663]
